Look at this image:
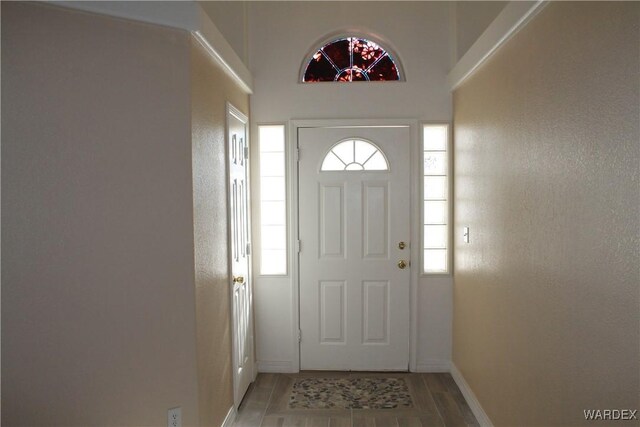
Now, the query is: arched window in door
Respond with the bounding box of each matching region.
[321,139,389,171]
[302,36,402,82]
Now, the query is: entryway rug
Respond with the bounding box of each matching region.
[288,377,414,410]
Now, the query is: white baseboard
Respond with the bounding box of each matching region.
[257,360,297,373]
[450,363,494,427]
[221,406,236,427]
[415,360,451,372]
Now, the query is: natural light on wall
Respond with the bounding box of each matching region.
[423,124,449,274]
[259,125,287,275]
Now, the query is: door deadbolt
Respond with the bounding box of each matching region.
[398,241,406,250]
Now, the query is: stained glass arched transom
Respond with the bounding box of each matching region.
[303,37,401,82]
[321,139,389,171]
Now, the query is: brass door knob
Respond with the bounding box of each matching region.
[233,276,245,284]
[397,260,408,269]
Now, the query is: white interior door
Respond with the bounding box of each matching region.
[298,126,411,371]
[227,104,254,406]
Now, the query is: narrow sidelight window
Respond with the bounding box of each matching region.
[423,124,450,274]
[259,125,287,275]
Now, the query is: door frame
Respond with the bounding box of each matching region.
[289,118,421,372]
[226,102,257,408]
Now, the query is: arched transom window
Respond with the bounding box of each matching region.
[321,139,389,171]
[303,37,401,82]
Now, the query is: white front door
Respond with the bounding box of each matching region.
[298,126,411,371]
[227,104,254,406]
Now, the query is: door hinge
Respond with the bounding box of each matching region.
[295,147,300,162]
[296,239,301,253]
[246,242,251,255]
[243,146,249,160]
[298,329,302,343]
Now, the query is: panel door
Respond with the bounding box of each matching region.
[227,105,254,406]
[298,126,411,371]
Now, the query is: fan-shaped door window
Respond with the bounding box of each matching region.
[321,139,389,171]
[303,37,402,82]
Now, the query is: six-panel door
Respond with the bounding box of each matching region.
[228,106,253,406]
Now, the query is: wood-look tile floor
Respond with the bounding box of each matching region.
[233,372,479,427]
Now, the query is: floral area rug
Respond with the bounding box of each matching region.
[288,377,413,410]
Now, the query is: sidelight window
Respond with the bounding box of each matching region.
[259,125,287,275]
[423,124,450,274]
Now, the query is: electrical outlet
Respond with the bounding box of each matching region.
[168,407,182,427]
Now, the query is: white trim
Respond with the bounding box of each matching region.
[227,103,249,125]
[415,360,451,373]
[447,1,548,90]
[221,406,237,427]
[408,120,420,372]
[193,5,253,94]
[52,1,253,94]
[450,363,494,427]
[291,118,420,373]
[288,121,301,372]
[257,360,297,373]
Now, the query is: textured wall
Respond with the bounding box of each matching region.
[1,3,200,425]
[453,2,640,426]
[190,38,249,426]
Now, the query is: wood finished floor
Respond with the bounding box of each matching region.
[233,372,479,427]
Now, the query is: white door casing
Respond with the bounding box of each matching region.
[227,104,254,406]
[298,126,411,371]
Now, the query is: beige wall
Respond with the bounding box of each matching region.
[2,2,247,425]
[191,37,249,427]
[1,2,200,424]
[453,2,639,426]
